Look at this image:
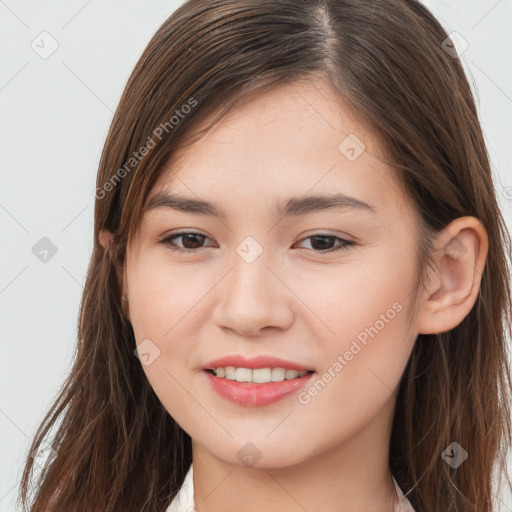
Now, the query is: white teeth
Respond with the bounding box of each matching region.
[253,368,272,383]
[271,368,285,381]
[235,368,252,382]
[211,367,309,383]
[285,369,299,379]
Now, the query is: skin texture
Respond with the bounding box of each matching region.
[100,78,488,512]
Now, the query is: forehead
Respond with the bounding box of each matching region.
[164,78,380,172]
[144,78,413,225]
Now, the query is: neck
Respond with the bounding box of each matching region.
[191,394,398,512]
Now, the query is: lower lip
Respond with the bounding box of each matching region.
[202,370,315,407]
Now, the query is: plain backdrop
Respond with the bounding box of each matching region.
[1,1,511,510]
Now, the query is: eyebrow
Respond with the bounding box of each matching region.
[143,191,376,220]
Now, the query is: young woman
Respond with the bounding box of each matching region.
[19,1,512,511]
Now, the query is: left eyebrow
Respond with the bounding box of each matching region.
[278,193,376,216]
[142,191,376,220]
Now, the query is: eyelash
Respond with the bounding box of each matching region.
[158,231,357,255]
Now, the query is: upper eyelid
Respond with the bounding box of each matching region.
[160,229,349,239]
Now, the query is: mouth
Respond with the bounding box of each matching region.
[204,367,315,384]
[201,355,316,406]
[202,364,316,407]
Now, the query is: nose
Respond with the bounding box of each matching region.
[211,248,294,337]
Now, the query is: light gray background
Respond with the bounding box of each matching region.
[1,1,511,510]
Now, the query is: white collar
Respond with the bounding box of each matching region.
[166,463,416,512]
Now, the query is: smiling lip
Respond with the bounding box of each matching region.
[202,354,315,407]
[203,354,313,371]
[203,371,314,407]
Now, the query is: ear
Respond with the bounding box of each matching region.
[99,229,112,249]
[416,216,489,335]
[98,228,130,321]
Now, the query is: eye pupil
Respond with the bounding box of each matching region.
[310,235,334,251]
[182,233,204,249]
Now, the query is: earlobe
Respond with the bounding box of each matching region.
[416,216,488,335]
[99,229,113,249]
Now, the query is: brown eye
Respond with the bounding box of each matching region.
[178,233,206,249]
[159,232,214,253]
[295,234,357,253]
[158,232,356,255]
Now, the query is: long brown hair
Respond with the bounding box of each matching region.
[19,1,512,510]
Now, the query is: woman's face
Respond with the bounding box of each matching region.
[125,78,422,468]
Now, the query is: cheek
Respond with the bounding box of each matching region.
[127,254,210,344]
[305,249,416,392]
[295,247,412,331]
[126,255,214,411]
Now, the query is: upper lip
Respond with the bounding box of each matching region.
[203,354,314,372]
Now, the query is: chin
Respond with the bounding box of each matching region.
[197,436,314,470]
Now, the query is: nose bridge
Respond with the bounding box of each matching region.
[229,235,277,306]
[213,235,292,335]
